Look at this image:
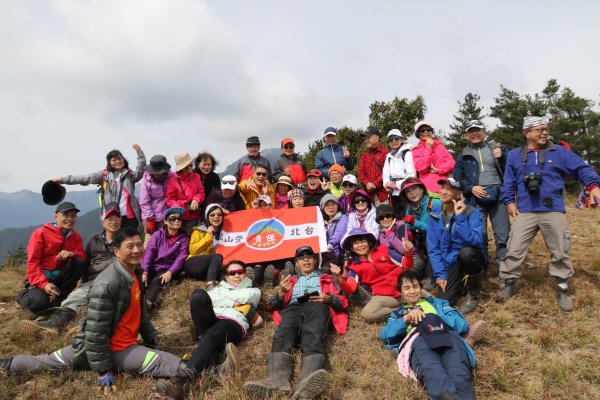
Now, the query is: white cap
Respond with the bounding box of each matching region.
[342,174,358,185]
[387,129,403,139]
[221,175,237,191]
[257,195,272,205]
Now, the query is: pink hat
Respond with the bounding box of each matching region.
[414,120,434,137]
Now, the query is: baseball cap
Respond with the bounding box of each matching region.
[295,246,315,258]
[257,195,272,205]
[387,129,403,139]
[323,127,337,137]
[307,169,322,178]
[437,177,462,191]
[55,202,80,214]
[415,314,453,349]
[221,175,238,190]
[281,137,295,146]
[103,202,120,220]
[465,120,485,132]
[361,128,381,137]
[342,174,358,185]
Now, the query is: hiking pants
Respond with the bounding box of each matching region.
[271,302,331,356]
[476,199,510,262]
[184,253,223,282]
[361,295,402,323]
[436,247,485,306]
[187,289,243,373]
[9,344,181,378]
[410,331,474,400]
[500,212,573,280]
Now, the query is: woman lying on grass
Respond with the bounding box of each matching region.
[379,269,478,400]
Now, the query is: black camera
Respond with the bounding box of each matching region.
[524,172,542,194]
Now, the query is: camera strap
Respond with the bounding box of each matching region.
[519,144,545,178]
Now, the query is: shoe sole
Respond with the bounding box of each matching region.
[264,265,275,289]
[19,320,58,336]
[245,267,255,286]
[155,379,185,399]
[222,342,240,375]
[292,369,329,400]
[244,382,275,398]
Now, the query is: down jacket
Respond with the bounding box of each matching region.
[72,259,156,372]
[208,277,261,333]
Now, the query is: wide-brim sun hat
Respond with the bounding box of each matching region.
[174,152,193,172]
[342,228,378,251]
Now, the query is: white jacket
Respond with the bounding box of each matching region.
[208,277,261,333]
[382,143,416,196]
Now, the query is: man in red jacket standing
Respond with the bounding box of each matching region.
[17,201,87,312]
[358,128,390,206]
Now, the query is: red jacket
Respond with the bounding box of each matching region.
[270,273,349,335]
[26,223,86,289]
[340,245,411,297]
[166,172,206,221]
[358,145,390,202]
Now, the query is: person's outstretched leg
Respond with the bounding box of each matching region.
[410,337,457,398]
[8,345,74,372]
[189,289,219,338]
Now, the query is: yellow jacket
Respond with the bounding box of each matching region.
[188,227,214,258]
[238,178,275,209]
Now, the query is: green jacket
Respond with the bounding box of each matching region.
[72,259,156,372]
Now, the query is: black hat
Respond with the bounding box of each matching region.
[246,136,261,146]
[42,180,66,205]
[295,246,315,258]
[361,128,381,137]
[146,154,171,174]
[55,201,80,214]
[376,203,397,220]
[415,314,453,349]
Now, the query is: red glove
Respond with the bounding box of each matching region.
[404,214,415,225]
[146,219,156,234]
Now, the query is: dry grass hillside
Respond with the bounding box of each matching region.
[1,203,600,400]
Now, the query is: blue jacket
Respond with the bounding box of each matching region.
[427,202,484,280]
[379,295,476,367]
[315,143,355,176]
[502,142,600,212]
[454,141,508,205]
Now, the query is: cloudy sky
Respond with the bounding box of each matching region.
[1,0,599,193]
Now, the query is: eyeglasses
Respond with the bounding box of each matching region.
[354,198,368,204]
[342,182,356,188]
[295,255,314,261]
[283,144,295,149]
[387,136,402,143]
[529,127,550,133]
[255,172,268,177]
[377,214,395,222]
[167,216,182,222]
[222,180,236,185]
[226,269,245,276]
[418,128,433,134]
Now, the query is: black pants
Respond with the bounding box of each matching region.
[187,289,243,373]
[271,302,332,356]
[184,254,223,282]
[146,270,181,305]
[436,247,485,306]
[17,258,86,312]
[121,216,139,229]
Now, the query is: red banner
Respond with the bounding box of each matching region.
[215,206,327,264]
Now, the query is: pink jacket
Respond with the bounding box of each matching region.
[166,172,206,221]
[412,139,455,193]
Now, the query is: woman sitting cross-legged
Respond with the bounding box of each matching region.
[184,203,226,289]
[331,228,413,323]
[379,269,477,400]
[156,260,263,399]
[142,207,189,310]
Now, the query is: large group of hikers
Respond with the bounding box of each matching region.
[2,116,600,400]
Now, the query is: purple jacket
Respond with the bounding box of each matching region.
[142,228,189,275]
[139,171,175,221]
[379,220,409,255]
[326,213,349,257]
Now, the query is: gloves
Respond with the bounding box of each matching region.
[404,214,415,225]
[146,219,156,234]
[98,371,115,387]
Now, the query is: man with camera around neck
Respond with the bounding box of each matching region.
[498,116,600,311]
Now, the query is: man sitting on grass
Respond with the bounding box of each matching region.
[244,245,348,400]
[1,227,183,395]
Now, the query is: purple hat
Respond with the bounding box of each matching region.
[342,228,378,252]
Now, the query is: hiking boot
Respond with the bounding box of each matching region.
[244,352,294,397]
[460,278,481,314]
[0,358,12,373]
[292,354,329,400]
[264,265,275,289]
[497,278,516,302]
[281,261,295,278]
[218,343,240,376]
[556,288,573,312]
[19,307,76,336]
[155,368,196,399]
[245,266,255,286]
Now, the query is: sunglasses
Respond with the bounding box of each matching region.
[167,216,182,222]
[222,180,236,185]
[226,269,245,276]
[418,128,433,134]
[342,182,356,188]
[283,144,295,149]
[354,198,368,204]
[377,214,395,222]
[255,172,268,177]
[387,136,402,143]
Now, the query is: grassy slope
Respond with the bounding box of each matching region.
[1,204,599,400]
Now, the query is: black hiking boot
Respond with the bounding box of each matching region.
[460,277,482,314]
[244,352,294,397]
[292,354,329,400]
[496,278,516,302]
